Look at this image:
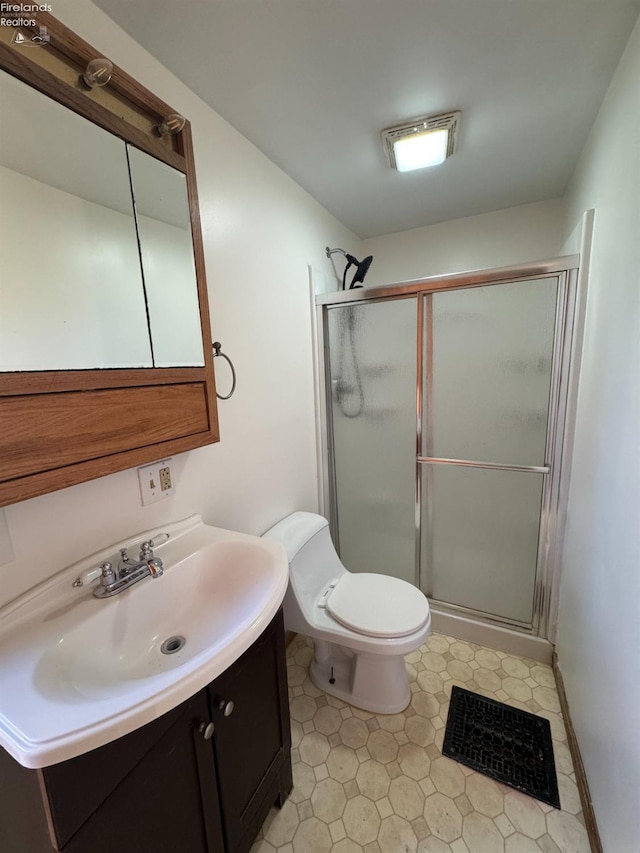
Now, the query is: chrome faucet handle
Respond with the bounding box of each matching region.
[139,540,154,560]
[100,561,116,587]
[73,561,115,588]
[138,533,169,561]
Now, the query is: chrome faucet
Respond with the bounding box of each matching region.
[73,535,168,598]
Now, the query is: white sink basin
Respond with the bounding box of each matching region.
[0,516,288,768]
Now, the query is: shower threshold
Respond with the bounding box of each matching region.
[430,606,553,664]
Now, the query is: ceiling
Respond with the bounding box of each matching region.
[94,0,640,239]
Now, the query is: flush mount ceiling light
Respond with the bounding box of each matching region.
[382,111,461,172]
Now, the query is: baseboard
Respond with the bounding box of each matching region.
[552,652,603,853]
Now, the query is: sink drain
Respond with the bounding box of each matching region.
[161,635,186,655]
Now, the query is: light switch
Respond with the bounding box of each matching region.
[137,459,175,506]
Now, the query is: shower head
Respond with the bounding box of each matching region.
[349,255,373,287]
[325,247,374,290]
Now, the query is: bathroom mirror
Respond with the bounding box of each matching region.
[0,69,206,371]
[128,146,205,367]
[0,13,219,508]
[0,69,153,370]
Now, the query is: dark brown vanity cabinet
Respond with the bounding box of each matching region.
[0,610,292,853]
[211,611,292,852]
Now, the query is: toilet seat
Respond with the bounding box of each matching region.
[325,573,429,638]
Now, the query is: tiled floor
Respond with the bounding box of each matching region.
[251,632,592,853]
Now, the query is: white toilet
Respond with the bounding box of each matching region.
[263,511,431,714]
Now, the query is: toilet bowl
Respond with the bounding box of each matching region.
[263,511,431,714]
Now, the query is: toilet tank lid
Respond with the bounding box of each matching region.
[262,512,329,561]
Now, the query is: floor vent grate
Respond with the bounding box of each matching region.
[443,685,560,808]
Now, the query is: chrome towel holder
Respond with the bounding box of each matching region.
[212,342,237,400]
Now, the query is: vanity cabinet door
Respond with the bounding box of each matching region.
[45,694,193,847]
[208,609,292,853]
[61,690,224,853]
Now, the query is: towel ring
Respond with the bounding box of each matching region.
[212,342,237,400]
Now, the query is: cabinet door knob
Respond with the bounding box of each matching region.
[218,699,234,717]
[199,721,215,740]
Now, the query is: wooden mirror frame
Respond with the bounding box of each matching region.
[0,13,219,507]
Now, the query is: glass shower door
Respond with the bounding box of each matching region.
[326,297,417,584]
[420,277,558,625]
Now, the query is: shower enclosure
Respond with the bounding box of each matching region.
[316,258,578,645]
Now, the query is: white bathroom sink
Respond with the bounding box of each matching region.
[0,516,288,768]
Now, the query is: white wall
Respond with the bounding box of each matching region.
[0,0,358,608]
[361,198,566,286]
[555,17,640,853]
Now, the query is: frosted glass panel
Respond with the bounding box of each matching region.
[328,299,417,583]
[424,465,544,623]
[428,278,557,466]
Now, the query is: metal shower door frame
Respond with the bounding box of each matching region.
[316,256,579,637]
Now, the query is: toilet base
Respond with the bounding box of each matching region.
[309,640,411,714]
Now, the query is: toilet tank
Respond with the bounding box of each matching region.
[263,512,346,602]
